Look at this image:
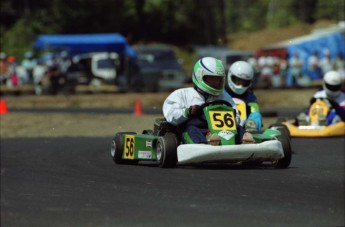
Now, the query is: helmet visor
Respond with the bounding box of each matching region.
[231,75,251,87]
[325,83,341,91]
[204,75,225,90]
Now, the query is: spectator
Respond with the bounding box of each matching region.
[247,56,260,87]
[308,51,322,80]
[257,54,274,88]
[271,57,282,88]
[0,52,9,86]
[21,51,37,84]
[333,52,345,84]
[6,56,19,87]
[289,52,303,87]
[320,48,333,75]
[45,55,62,95]
[64,58,80,94]
[247,56,258,72]
[279,56,288,87]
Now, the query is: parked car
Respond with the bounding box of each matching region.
[131,45,187,91]
[195,46,253,73]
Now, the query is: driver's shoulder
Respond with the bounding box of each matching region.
[218,90,233,100]
[167,87,196,98]
[338,92,345,105]
[313,90,326,98]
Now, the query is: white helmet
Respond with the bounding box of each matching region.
[227,61,254,95]
[323,71,342,99]
[192,57,226,96]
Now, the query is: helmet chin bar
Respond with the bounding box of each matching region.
[230,81,249,95]
[323,83,341,99]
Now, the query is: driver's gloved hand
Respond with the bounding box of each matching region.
[185,105,201,117]
[245,119,257,132]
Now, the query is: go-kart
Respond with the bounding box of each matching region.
[111,100,291,168]
[269,98,345,138]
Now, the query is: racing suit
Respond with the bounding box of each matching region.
[163,87,243,144]
[225,88,262,132]
[309,90,345,124]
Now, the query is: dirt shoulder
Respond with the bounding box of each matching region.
[0,88,317,138]
[2,88,316,109]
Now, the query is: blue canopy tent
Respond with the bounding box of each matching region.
[33,33,138,88]
[259,28,345,86]
[286,31,344,81]
[34,33,137,58]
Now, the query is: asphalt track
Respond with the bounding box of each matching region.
[1,136,344,227]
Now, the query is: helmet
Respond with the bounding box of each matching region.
[227,61,254,95]
[192,57,225,96]
[323,71,342,99]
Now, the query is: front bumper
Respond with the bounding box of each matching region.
[177,140,284,164]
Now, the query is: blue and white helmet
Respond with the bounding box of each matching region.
[192,57,226,96]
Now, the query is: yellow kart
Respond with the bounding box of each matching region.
[270,99,345,138]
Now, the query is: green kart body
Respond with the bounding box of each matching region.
[111,102,291,168]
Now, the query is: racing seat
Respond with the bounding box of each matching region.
[153,118,183,144]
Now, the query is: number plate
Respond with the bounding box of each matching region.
[309,100,329,123]
[209,111,236,131]
[236,102,247,121]
[124,135,135,159]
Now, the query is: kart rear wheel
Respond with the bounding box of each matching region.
[274,135,292,169]
[156,132,178,168]
[111,132,136,164]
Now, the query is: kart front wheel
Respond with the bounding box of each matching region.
[269,123,290,138]
[111,132,136,164]
[156,132,178,168]
[274,135,292,169]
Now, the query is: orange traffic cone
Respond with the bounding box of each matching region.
[0,99,8,114]
[133,98,143,116]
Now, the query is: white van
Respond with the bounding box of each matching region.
[72,52,120,85]
[91,52,119,82]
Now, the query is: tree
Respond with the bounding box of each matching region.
[0,0,341,59]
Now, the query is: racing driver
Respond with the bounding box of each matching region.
[225,60,262,132]
[163,57,253,145]
[298,70,345,125]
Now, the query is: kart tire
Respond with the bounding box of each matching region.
[269,123,290,138]
[111,132,137,164]
[156,132,178,168]
[274,135,292,169]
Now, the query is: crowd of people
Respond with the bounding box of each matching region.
[0,52,20,88]
[247,49,345,88]
[0,51,83,95]
[1,48,344,95]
